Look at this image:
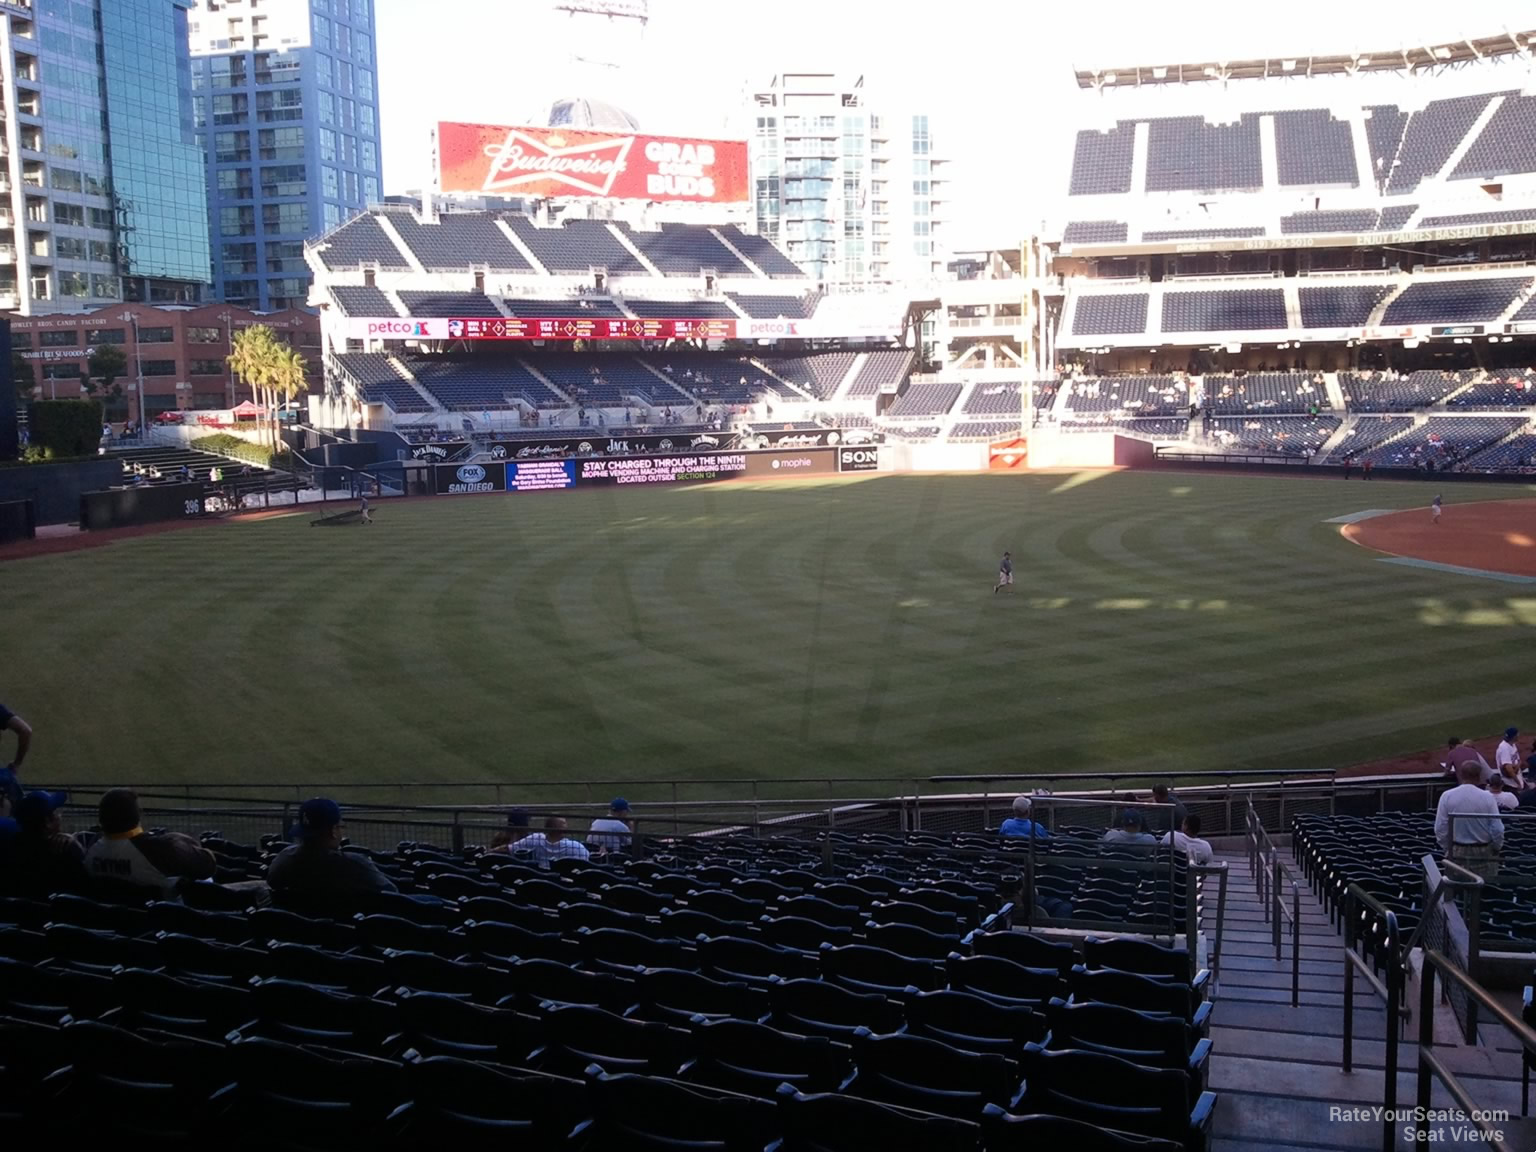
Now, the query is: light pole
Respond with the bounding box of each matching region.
[119,310,145,432]
[218,310,233,408]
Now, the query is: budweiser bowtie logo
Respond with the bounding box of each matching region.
[479,129,635,196]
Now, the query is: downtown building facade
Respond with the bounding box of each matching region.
[744,72,950,291]
[188,0,381,312]
[0,0,210,315]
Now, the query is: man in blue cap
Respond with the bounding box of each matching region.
[9,790,84,894]
[0,700,33,812]
[267,797,397,897]
[586,797,633,853]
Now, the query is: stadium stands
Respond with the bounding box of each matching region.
[1340,370,1468,412]
[1280,210,1379,235]
[1063,221,1130,245]
[1381,277,1530,325]
[1384,92,1498,195]
[1068,123,1136,196]
[311,214,411,271]
[631,225,753,277]
[888,381,962,419]
[1208,415,1340,456]
[331,285,399,317]
[1378,203,1418,231]
[728,293,819,319]
[530,356,668,408]
[505,217,647,275]
[762,353,858,400]
[1418,207,1536,229]
[336,353,433,413]
[1272,109,1359,187]
[1332,415,1416,459]
[1364,105,1409,191]
[1451,93,1536,180]
[1298,284,1391,329]
[1142,227,1265,241]
[1446,371,1535,409]
[1064,376,1187,417]
[0,816,1218,1150]
[1203,373,1324,416]
[949,420,1022,441]
[847,351,916,399]
[964,382,1025,416]
[1061,417,1190,439]
[1462,429,1536,470]
[502,297,627,318]
[1352,416,1523,467]
[715,226,809,279]
[396,292,503,318]
[1144,115,1263,193]
[388,213,533,272]
[644,354,793,405]
[1162,289,1287,332]
[407,357,561,410]
[624,299,738,320]
[1072,294,1149,337]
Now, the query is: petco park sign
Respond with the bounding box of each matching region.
[436,121,749,204]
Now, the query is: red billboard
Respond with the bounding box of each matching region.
[436,121,750,204]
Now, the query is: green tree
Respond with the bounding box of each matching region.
[85,342,128,403]
[228,324,308,451]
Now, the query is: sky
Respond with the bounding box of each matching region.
[376,0,1535,249]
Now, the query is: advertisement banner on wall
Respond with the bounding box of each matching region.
[344,316,741,342]
[744,448,837,477]
[434,461,506,494]
[408,441,469,462]
[837,446,882,473]
[437,121,750,204]
[508,459,577,491]
[577,453,750,486]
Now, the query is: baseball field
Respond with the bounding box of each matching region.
[9,469,1533,803]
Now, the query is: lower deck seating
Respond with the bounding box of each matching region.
[0,827,1217,1151]
[1208,415,1340,457]
[1353,416,1523,467]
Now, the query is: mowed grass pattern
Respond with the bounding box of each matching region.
[9,470,1535,799]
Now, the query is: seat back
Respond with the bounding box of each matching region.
[971,930,1076,974]
[775,1086,979,1152]
[1083,936,1193,982]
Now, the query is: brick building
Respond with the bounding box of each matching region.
[11,303,320,423]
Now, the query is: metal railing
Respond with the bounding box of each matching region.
[1245,798,1301,1006]
[1414,944,1533,1152]
[1341,883,1404,1152]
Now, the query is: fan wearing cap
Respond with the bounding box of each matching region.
[587,797,633,854]
[1497,728,1526,788]
[267,798,398,897]
[9,791,85,895]
[82,788,217,895]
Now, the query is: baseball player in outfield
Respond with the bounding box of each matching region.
[1431,494,1442,525]
[994,552,1014,595]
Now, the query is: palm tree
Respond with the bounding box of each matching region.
[228,325,306,453]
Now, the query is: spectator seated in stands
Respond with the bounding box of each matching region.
[8,790,85,894]
[82,787,217,894]
[512,815,591,869]
[1434,759,1504,875]
[1103,809,1157,847]
[1161,813,1214,865]
[489,807,531,851]
[587,797,633,853]
[1488,775,1519,811]
[267,797,398,897]
[998,795,1049,839]
[1149,784,1188,834]
[0,699,33,809]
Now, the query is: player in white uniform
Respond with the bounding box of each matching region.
[1431,494,1442,525]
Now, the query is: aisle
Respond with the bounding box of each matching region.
[1208,848,1536,1151]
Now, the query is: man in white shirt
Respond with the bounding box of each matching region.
[1488,776,1520,811]
[587,797,634,853]
[513,816,591,870]
[1497,727,1522,773]
[1160,812,1215,866]
[1435,760,1505,876]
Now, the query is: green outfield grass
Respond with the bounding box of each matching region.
[9,470,1535,803]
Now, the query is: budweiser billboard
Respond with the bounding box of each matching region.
[436,121,749,204]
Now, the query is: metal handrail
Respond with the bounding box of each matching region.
[1341,883,1404,1152]
[1245,798,1301,1006]
[1415,946,1531,1152]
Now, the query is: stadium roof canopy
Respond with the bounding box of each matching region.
[1075,28,1535,88]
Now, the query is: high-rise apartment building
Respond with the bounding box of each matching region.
[188,0,381,311]
[744,73,949,289]
[0,0,210,315]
